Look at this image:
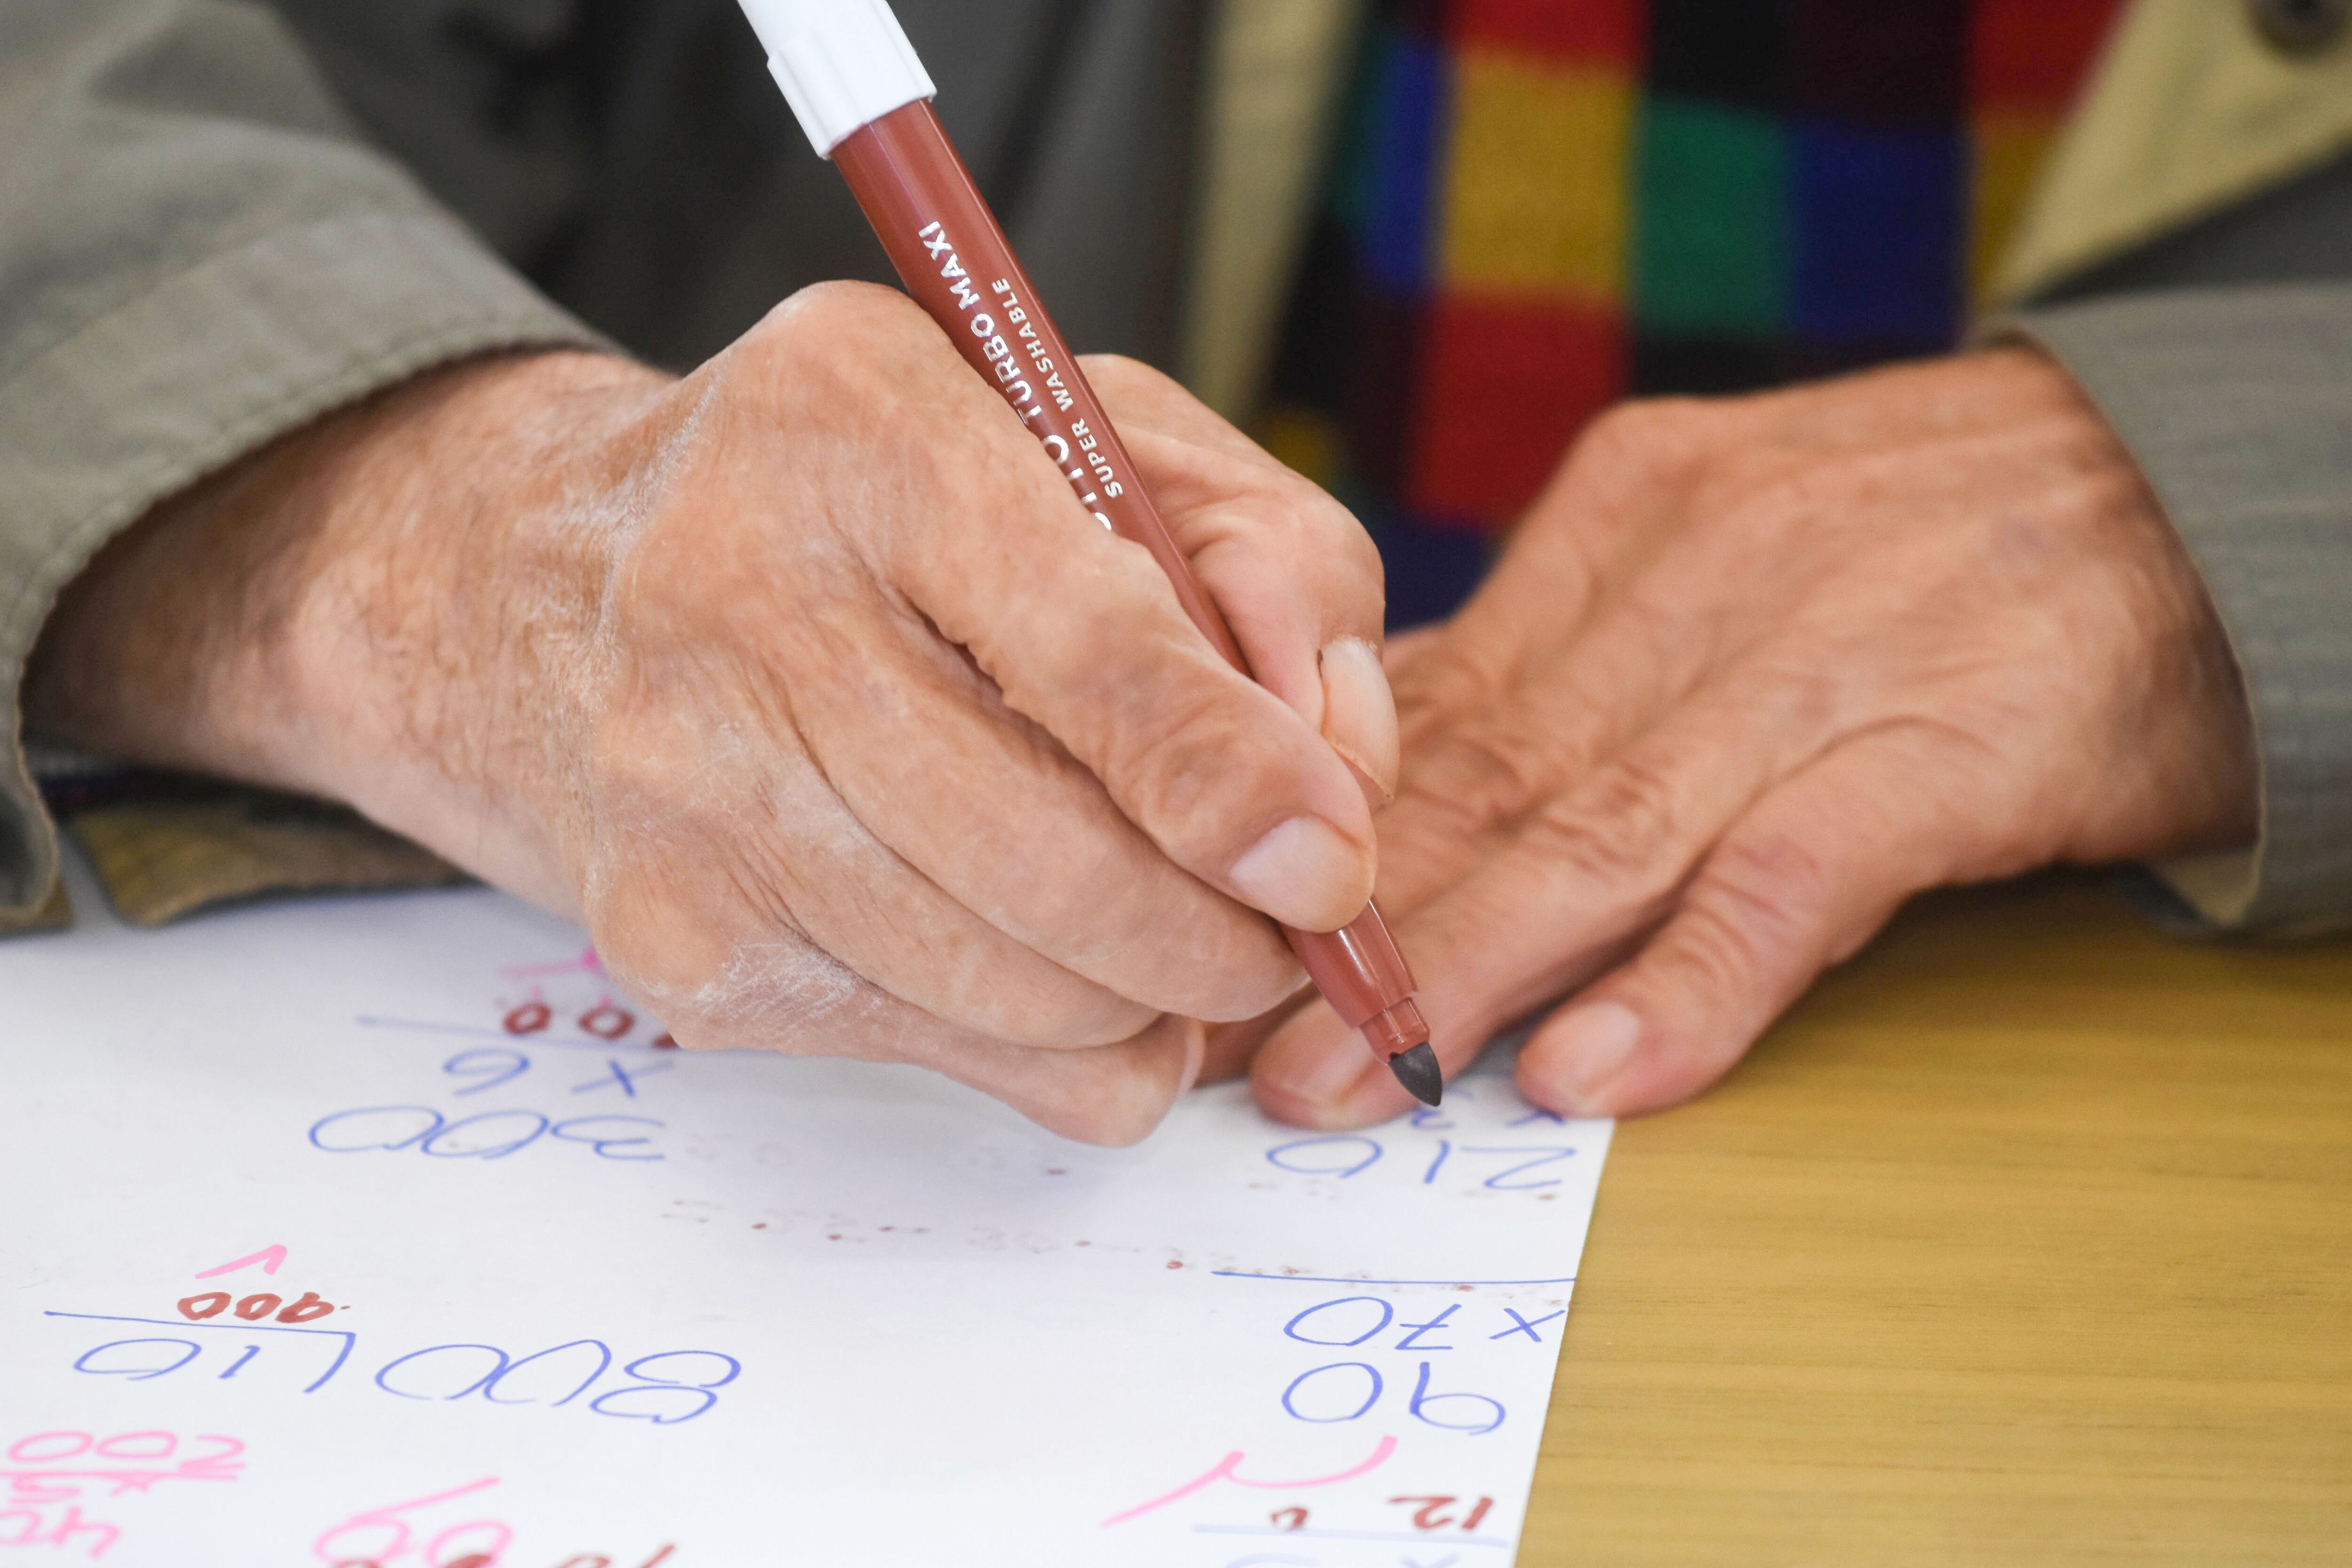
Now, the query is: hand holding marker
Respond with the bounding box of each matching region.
[734,0,1441,1105]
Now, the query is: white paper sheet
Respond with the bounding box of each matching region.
[1,857,1609,1567]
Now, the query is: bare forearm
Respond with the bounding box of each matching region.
[24,350,666,912]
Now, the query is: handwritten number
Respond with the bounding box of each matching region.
[1389,1495,1459,1530]
[1262,1138,1572,1189]
[310,1106,660,1162]
[311,1476,504,1568]
[1422,1140,1452,1184]
[277,1292,335,1324]
[550,1115,666,1161]
[1458,1146,1577,1191]
[7,1434,91,1464]
[1265,1136,1383,1178]
[502,1002,551,1035]
[577,1003,634,1040]
[309,1106,443,1153]
[1394,1305,1460,1352]
[421,1111,549,1161]
[72,1338,202,1381]
[427,1523,513,1568]
[443,1049,531,1096]
[479,1339,613,1407]
[1283,1297,1395,1348]
[374,1344,513,1401]
[1280,1362,1383,1423]
[586,1350,740,1425]
[1406,1361,1505,1435]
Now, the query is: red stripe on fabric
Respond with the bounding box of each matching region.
[1451,0,1648,67]
[1408,298,1626,528]
[1969,0,2126,112]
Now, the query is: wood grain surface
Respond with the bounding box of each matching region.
[1525,874,2352,1565]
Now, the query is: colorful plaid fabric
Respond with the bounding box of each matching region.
[1262,0,2126,626]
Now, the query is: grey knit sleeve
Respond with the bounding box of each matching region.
[2002,283,2352,934]
[0,0,606,921]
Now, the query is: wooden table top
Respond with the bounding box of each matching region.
[1526,874,2352,1565]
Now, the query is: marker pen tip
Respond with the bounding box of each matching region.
[1388,1042,1443,1107]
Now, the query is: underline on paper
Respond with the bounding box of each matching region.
[355,1016,661,1053]
[1193,1525,1514,1547]
[1210,1271,1577,1287]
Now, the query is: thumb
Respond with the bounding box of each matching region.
[1515,748,1936,1117]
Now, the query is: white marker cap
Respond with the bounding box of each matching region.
[736,0,937,156]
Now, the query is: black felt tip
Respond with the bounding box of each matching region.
[1388,1042,1443,1106]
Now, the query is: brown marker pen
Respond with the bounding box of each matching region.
[737,0,1440,1106]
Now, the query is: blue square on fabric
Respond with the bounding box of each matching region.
[1365,510,1495,630]
[1347,32,1450,295]
[1788,120,1963,348]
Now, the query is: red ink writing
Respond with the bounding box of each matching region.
[1102,1435,1398,1527]
[194,1246,286,1279]
[1388,1494,1495,1531]
[177,1290,341,1326]
[4,1430,244,1560]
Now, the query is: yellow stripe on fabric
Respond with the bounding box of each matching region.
[1970,111,2062,309]
[1256,404,1346,491]
[1439,48,1633,303]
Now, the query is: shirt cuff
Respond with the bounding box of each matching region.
[0,209,606,923]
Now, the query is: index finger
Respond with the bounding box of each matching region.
[1087,355,1399,799]
[862,357,1381,939]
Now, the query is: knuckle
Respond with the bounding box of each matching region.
[757,278,921,346]
[1077,351,1160,394]
[1660,895,1771,1000]
[1385,777,1493,862]
[1704,832,1835,938]
[1702,823,1914,974]
[1005,986,1160,1051]
[1421,716,1560,828]
[1099,677,1279,861]
[1327,501,1388,596]
[1181,927,1311,1021]
[1391,640,1497,740]
[1568,398,1705,478]
[1527,754,1686,886]
[1025,1039,1186,1148]
[1071,1088,1178,1148]
[740,282,961,425]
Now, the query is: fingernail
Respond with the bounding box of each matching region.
[1319,637,1401,803]
[1538,1001,1642,1113]
[1228,815,1369,932]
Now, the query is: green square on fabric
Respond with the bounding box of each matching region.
[1632,95,1789,335]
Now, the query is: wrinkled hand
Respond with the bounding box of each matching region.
[29,283,1398,1144]
[1233,348,2257,1126]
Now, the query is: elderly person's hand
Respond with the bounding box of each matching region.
[28,282,1398,1145]
[1233,348,2257,1127]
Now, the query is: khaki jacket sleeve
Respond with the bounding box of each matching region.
[2002,281,2352,935]
[0,0,605,923]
